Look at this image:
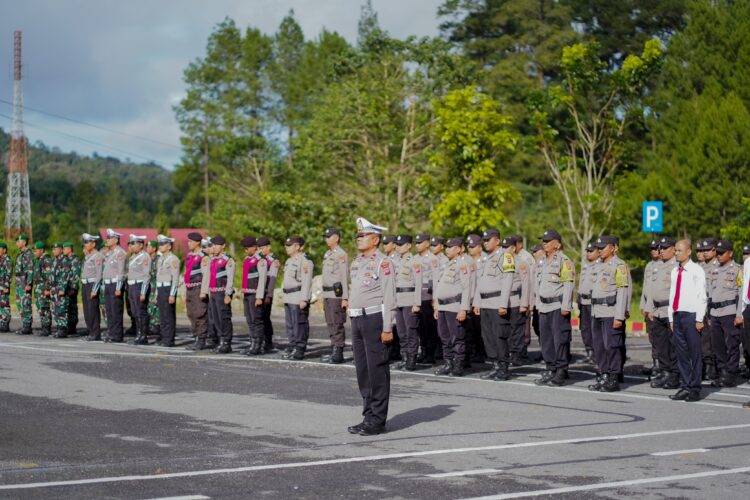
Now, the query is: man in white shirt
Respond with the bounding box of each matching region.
[668,239,708,402]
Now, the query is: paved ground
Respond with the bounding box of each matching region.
[1,310,750,499]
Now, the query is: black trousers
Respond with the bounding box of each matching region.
[67,286,79,334]
[539,309,571,371]
[394,306,420,355]
[480,308,506,362]
[104,283,124,341]
[351,312,390,426]
[652,316,677,373]
[645,317,656,360]
[701,315,715,367]
[186,286,208,339]
[711,314,741,374]
[209,293,233,342]
[437,310,466,363]
[672,312,702,391]
[592,316,625,375]
[262,298,274,346]
[419,300,438,355]
[507,307,527,355]
[157,286,176,343]
[465,310,485,357]
[579,303,593,351]
[127,282,150,330]
[82,282,101,340]
[324,298,346,347]
[243,293,264,341]
[284,303,309,349]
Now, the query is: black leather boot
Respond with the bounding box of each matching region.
[547,368,566,386]
[650,371,667,388]
[588,373,605,391]
[662,372,680,389]
[330,345,344,364]
[405,353,417,371]
[494,362,510,381]
[481,361,501,380]
[186,337,206,351]
[54,328,68,339]
[535,370,554,386]
[599,374,620,392]
[215,340,232,354]
[292,346,305,360]
[451,359,465,377]
[0,322,9,332]
[434,359,453,376]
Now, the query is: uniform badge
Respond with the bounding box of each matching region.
[381,261,391,275]
[303,263,309,273]
[615,264,628,288]
[339,255,346,263]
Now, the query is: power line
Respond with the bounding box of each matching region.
[0,98,182,150]
[0,111,164,164]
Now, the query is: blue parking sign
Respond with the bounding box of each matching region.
[642,201,663,233]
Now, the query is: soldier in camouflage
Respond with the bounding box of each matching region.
[63,242,81,335]
[50,242,73,338]
[31,240,53,336]
[0,242,12,332]
[14,234,35,335]
[146,240,160,337]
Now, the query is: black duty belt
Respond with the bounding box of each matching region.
[591,295,617,306]
[510,290,521,297]
[322,286,334,292]
[438,294,462,305]
[578,293,591,300]
[283,285,302,293]
[653,299,669,308]
[540,295,563,304]
[396,287,416,293]
[480,291,502,299]
[710,299,736,309]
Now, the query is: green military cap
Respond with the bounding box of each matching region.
[33,241,45,249]
[148,240,158,248]
[0,242,7,249]
[52,242,63,249]
[16,234,29,241]
[63,241,73,248]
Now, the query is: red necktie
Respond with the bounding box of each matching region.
[673,265,683,312]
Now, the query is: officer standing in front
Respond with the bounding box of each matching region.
[0,242,12,332]
[473,228,514,381]
[707,239,743,387]
[155,235,180,347]
[433,237,472,377]
[102,229,127,342]
[587,235,631,392]
[534,229,575,387]
[322,228,349,364]
[347,217,396,436]
[281,236,313,360]
[80,233,103,341]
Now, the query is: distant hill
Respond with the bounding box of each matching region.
[0,127,176,242]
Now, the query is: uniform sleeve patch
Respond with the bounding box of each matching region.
[381,261,391,275]
[172,260,179,269]
[303,264,309,273]
[501,253,516,273]
[560,260,575,282]
[615,264,629,287]
[339,255,346,263]
[737,269,744,288]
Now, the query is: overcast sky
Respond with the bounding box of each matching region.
[0,0,443,169]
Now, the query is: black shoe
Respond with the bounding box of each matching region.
[330,346,344,364]
[547,369,566,386]
[15,328,32,336]
[186,338,207,351]
[0,323,9,333]
[434,360,453,376]
[158,341,176,348]
[669,389,690,401]
[214,341,232,354]
[510,353,524,367]
[743,400,750,409]
[493,363,510,381]
[358,423,386,436]
[132,335,149,346]
[53,329,68,339]
[685,390,701,402]
[481,361,501,380]
[588,374,606,391]
[650,372,667,388]
[205,338,218,350]
[451,362,465,377]
[662,374,681,390]
[535,370,554,386]
[38,328,51,337]
[347,422,366,434]
[599,376,620,392]
[262,341,274,353]
[405,353,417,371]
[292,347,305,360]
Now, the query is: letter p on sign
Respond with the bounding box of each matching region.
[642,201,663,233]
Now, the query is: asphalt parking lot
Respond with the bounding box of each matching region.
[1,311,749,499]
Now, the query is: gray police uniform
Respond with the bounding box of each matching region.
[156,252,180,345]
[282,253,313,353]
[708,261,743,377]
[240,252,267,347]
[103,246,127,341]
[434,255,472,366]
[322,246,349,348]
[590,256,631,377]
[535,251,576,373]
[577,260,596,353]
[126,250,152,339]
[394,253,422,357]
[701,258,719,373]
[508,254,531,360]
[81,250,103,340]
[473,248,515,364]
[641,257,660,362]
[646,257,679,378]
[416,251,440,360]
[259,253,280,349]
[349,250,396,427]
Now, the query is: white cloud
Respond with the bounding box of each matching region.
[0,0,443,169]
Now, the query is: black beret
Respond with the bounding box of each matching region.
[414,234,430,243]
[285,236,304,246]
[396,234,413,245]
[541,229,562,242]
[241,236,257,248]
[650,239,659,249]
[716,239,734,253]
[595,235,619,248]
[586,241,597,251]
[212,235,226,245]
[382,234,396,245]
[658,236,676,248]
[187,232,203,242]
[466,234,481,248]
[482,228,500,241]
[743,244,750,255]
[324,227,340,238]
[446,237,464,248]
[430,236,445,246]
[696,237,718,251]
[502,236,518,247]
[257,236,270,247]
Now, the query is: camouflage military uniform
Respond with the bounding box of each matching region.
[50,252,73,336]
[0,249,12,331]
[147,251,160,333]
[66,252,81,335]
[15,245,35,333]
[33,252,53,335]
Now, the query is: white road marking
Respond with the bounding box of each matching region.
[1,423,749,490]
[141,496,209,500]
[426,468,502,478]
[650,448,709,456]
[459,465,750,499]
[0,343,746,410]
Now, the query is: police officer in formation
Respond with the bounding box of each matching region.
[239,236,264,355]
[80,233,103,341]
[577,241,599,363]
[126,234,152,345]
[145,240,160,338]
[0,242,12,332]
[503,236,532,366]
[185,232,210,350]
[155,235,180,347]
[102,229,127,343]
[393,234,422,370]
[202,235,234,354]
[322,227,349,364]
[697,238,719,381]
[281,236,313,360]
